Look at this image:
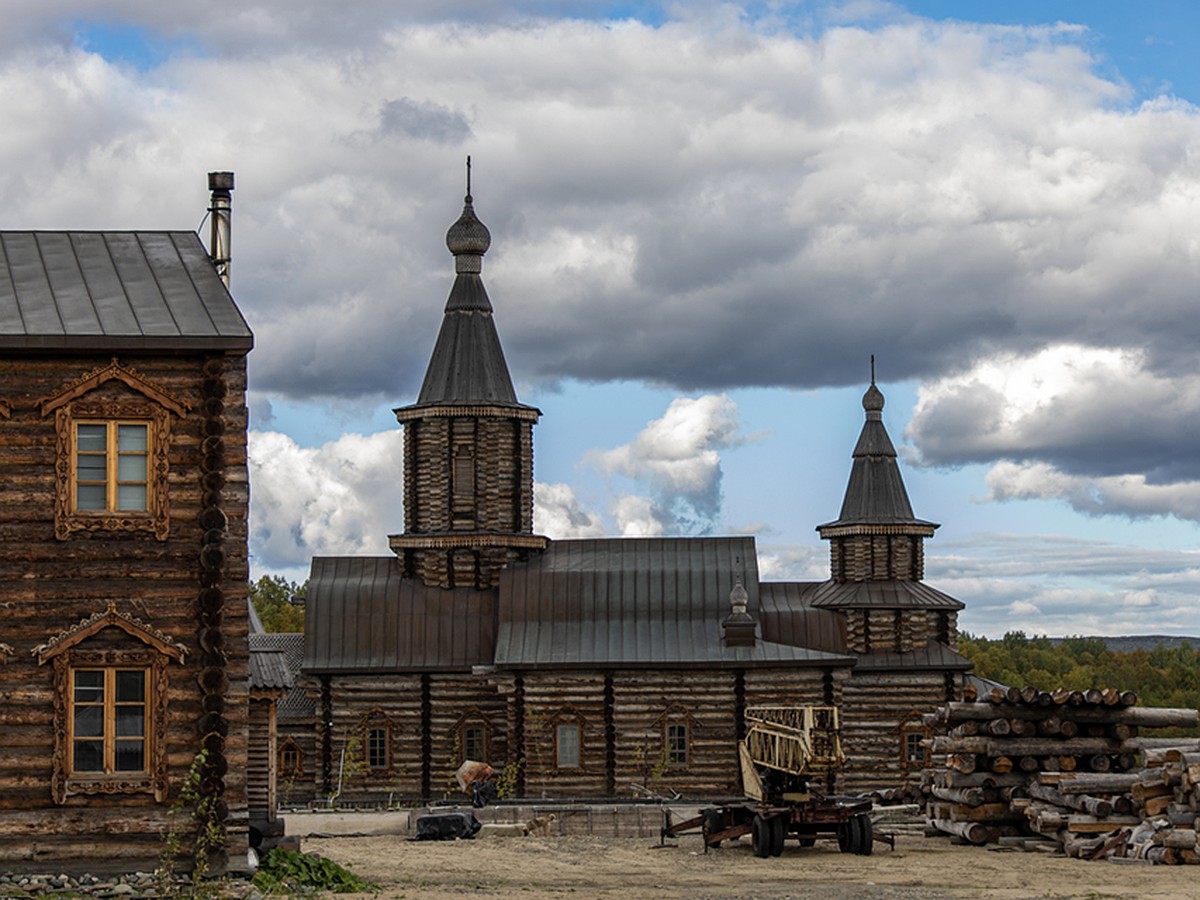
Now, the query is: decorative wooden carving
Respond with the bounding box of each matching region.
[279,738,305,779]
[0,641,13,661]
[40,603,178,805]
[47,375,177,541]
[0,397,9,419]
[38,357,190,417]
[35,599,186,664]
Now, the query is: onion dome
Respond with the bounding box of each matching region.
[863,381,885,417]
[446,194,491,274]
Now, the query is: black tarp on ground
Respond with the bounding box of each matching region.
[410,812,481,841]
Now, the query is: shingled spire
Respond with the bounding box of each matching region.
[392,163,546,589]
[816,372,938,582]
[415,161,527,407]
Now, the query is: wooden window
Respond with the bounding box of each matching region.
[279,739,304,779]
[555,723,581,769]
[69,668,149,776]
[904,731,925,765]
[453,446,475,498]
[461,724,488,763]
[39,603,182,804]
[366,726,390,769]
[899,720,931,769]
[664,722,688,767]
[73,421,151,514]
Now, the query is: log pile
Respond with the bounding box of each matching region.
[922,686,1200,863]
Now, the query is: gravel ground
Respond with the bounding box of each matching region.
[304,830,1200,900]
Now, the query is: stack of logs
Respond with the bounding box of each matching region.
[922,686,1200,864]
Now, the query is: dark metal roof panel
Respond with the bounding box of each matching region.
[303,556,497,672]
[495,537,855,668]
[758,582,849,654]
[807,579,965,611]
[0,231,252,351]
[853,640,974,672]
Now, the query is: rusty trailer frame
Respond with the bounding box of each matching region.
[660,795,884,858]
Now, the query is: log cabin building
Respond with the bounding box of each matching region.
[0,175,253,871]
[301,187,973,803]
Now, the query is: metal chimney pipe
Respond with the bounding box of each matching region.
[207,171,234,288]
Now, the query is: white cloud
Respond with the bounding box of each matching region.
[533,481,606,538]
[612,495,666,536]
[248,429,403,571]
[1123,589,1157,607]
[588,394,743,531]
[984,461,1200,522]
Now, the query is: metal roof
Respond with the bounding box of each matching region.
[853,640,973,672]
[757,582,849,654]
[303,556,498,673]
[817,383,936,532]
[0,231,252,351]
[494,537,854,669]
[807,579,965,611]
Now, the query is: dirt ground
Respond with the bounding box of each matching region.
[305,830,1200,899]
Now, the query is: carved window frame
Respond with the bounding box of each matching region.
[52,649,170,802]
[40,360,188,543]
[279,738,305,780]
[37,602,185,805]
[358,708,396,774]
[897,710,931,770]
[55,402,170,541]
[449,707,493,765]
[651,703,698,772]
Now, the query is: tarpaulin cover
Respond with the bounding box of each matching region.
[410,812,481,841]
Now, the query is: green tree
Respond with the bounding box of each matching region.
[249,574,307,633]
[958,631,1200,736]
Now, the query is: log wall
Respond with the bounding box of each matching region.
[0,351,250,871]
[831,534,924,581]
[841,669,950,793]
[399,412,537,589]
[247,697,277,823]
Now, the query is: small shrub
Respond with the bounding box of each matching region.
[252,848,378,895]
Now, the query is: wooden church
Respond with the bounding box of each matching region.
[0,175,253,871]
[301,185,972,802]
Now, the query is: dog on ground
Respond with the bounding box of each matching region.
[523,813,556,836]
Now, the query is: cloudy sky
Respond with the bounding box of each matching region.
[3,1,1198,637]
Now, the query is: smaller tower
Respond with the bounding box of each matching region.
[816,377,937,582]
[391,165,547,589]
[813,373,961,653]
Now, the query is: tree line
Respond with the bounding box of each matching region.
[960,631,1200,725]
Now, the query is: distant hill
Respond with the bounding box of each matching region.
[1048,635,1200,653]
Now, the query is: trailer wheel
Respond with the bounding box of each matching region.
[853,814,874,856]
[752,814,771,858]
[703,809,724,848]
[768,814,786,857]
[837,821,852,853]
